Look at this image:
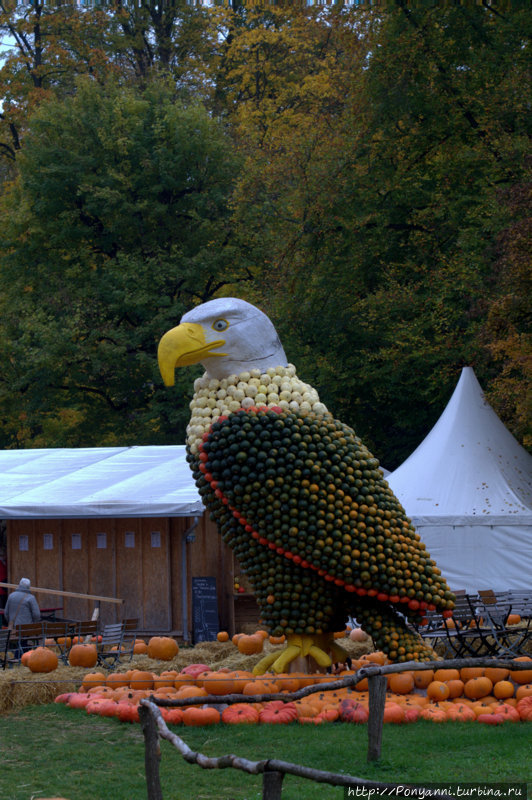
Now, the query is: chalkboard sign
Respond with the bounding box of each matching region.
[192,577,219,643]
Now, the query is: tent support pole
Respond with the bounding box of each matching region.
[182,516,199,645]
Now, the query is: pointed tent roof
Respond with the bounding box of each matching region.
[387,367,532,526]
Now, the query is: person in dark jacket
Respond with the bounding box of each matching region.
[4,578,41,658]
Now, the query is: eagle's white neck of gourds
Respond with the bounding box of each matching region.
[186,365,329,454]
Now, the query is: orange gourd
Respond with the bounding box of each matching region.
[510,657,532,685]
[106,672,131,689]
[484,667,509,684]
[129,670,154,690]
[445,679,465,699]
[493,680,515,700]
[82,672,106,691]
[434,668,460,682]
[182,706,220,726]
[259,700,298,724]
[222,703,260,724]
[147,636,179,661]
[426,681,450,702]
[464,676,493,700]
[242,678,279,695]
[27,647,58,673]
[460,667,484,681]
[419,707,447,722]
[516,695,532,720]
[68,643,98,668]
[383,703,405,724]
[269,635,286,645]
[237,634,264,655]
[413,669,434,689]
[515,684,532,701]
[388,672,414,695]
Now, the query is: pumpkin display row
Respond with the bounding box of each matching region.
[158,297,456,670]
[54,657,532,725]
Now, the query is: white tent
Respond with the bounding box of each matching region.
[387,367,532,593]
[0,446,203,519]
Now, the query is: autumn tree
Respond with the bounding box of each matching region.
[224,4,531,466]
[0,78,247,448]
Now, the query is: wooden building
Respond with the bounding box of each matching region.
[0,447,259,639]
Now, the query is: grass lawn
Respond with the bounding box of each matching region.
[0,705,530,800]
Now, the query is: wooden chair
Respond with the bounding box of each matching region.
[44,621,76,663]
[96,622,126,667]
[72,620,99,644]
[120,618,139,662]
[11,622,46,662]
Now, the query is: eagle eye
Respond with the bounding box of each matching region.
[212,318,229,332]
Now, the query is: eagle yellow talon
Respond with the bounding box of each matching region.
[253,633,339,675]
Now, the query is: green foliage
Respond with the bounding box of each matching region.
[225,5,531,466]
[0,4,529,463]
[0,78,246,447]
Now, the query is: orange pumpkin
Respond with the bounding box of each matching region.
[129,670,154,690]
[493,680,515,700]
[506,614,521,625]
[413,669,434,689]
[82,672,107,691]
[133,640,148,654]
[434,668,460,682]
[176,685,208,699]
[383,703,405,724]
[419,707,447,722]
[153,671,178,689]
[259,700,298,724]
[269,635,286,645]
[484,667,510,684]
[222,703,260,724]
[515,684,532,701]
[147,636,179,661]
[426,681,450,702]
[464,676,493,700]
[510,657,532,685]
[237,634,264,655]
[460,667,484,682]
[106,672,131,689]
[445,679,465,699]
[516,695,532,720]
[182,706,220,726]
[27,647,58,674]
[388,672,414,695]
[68,643,98,668]
[161,708,184,725]
[216,631,229,642]
[242,678,279,696]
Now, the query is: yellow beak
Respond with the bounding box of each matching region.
[157,322,226,386]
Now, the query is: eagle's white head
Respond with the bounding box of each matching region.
[158,297,287,383]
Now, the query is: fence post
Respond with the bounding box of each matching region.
[262,769,284,800]
[367,673,387,763]
[139,704,164,800]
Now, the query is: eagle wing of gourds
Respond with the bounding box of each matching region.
[188,407,454,660]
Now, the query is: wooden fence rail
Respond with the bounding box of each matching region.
[139,656,531,800]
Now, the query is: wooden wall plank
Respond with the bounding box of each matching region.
[88,519,117,626]
[6,520,36,588]
[35,520,62,611]
[141,518,171,630]
[115,519,143,625]
[62,520,90,620]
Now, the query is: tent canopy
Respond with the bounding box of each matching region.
[387,367,532,592]
[0,446,203,519]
